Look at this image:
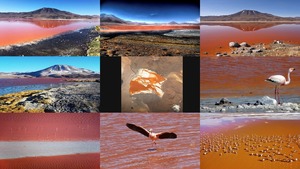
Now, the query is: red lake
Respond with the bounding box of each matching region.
[200,23,300,56]
[0,19,99,47]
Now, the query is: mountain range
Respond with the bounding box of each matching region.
[100,14,128,24]
[100,13,198,25]
[201,10,300,21]
[0,7,99,19]
[15,65,100,78]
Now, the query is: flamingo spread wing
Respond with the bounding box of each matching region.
[157,132,177,139]
[126,123,149,137]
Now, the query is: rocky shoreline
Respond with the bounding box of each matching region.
[100,31,199,57]
[203,40,300,57]
[0,82,100,113]
[201,96,300,113]
[0,27,99,56]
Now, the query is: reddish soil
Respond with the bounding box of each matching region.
[0,20,97,47]
[101,25,199,33]
[0,153,99,169]
[0,114,99,141]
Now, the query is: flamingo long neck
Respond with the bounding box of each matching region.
[285,71,292,85]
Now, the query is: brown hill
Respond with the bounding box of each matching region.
[201,10,299,21]
[0,7,98,19]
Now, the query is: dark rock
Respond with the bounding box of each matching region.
[254,100,264,106]
[229,42,240,48]
[215,98,232,105]
[252,49,263,53]
[240,42,250,47]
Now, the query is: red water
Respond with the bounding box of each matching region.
[200,57,300,98]
[100,113,200,169]
[0,19,98,47]
[0,153,99,169]
[200,115,300,169]
[0,114,99,141]
[200,23,300,55]
[0,78,66,87]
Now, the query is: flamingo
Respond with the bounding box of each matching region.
[126,123,177,146]
[265,68,295,104]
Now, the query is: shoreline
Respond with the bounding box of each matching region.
[202,40,300,57]
[0,27,99,56]
[0,141,99,160]
[201,95,300,113]
[0,82,100,113]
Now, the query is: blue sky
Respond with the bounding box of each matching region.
[201,0,300,17]
[0,0,100,15]
[0,57,100,73]
[101,0,200,23]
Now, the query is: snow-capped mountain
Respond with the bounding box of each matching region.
[100,13,128,23]
[18,65,100,78]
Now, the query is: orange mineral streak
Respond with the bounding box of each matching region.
[0,19,98,47]
[129,69,166,97]
[101,25,199,33]
[200,23,300,56]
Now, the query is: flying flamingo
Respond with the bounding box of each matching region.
[265,68,295,104]
[126,123,177,146]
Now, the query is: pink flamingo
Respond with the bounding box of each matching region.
[265,68,295,104]
[126,123,177,146]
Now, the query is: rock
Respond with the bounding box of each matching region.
[236,105,243,109]
[106,50,116,56]
[259,96,277,105]
[204,52,208,55]
[282,103,299,111]
[172,104,180,112]
[240,42,250,47]
[215,98,232,105]
[254,100,264,106]
[273,40,283,44]
[252,49,263,53]
[229,42,240,48]
[216,54,222,57]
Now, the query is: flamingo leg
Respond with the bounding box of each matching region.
[274,86,278,103]
[277,87,281,104]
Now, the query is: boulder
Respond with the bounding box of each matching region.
[258,96,277,105]
[215,98,232,105]
[240,42,250,47]
[229,42,240,48]
[252,49,263,53]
